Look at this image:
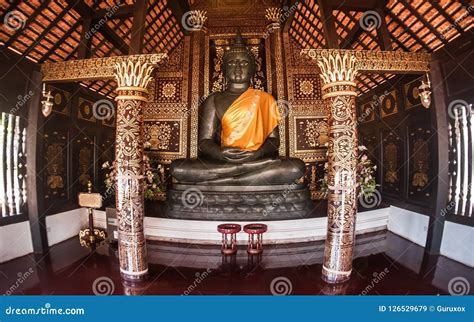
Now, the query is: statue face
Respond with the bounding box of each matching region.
[223,52,254,84]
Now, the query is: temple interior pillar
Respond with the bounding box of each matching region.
[114,58,156,281]
[317,52,359,284]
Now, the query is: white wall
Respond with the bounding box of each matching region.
[45,208,87,246]
[387,206,429,247]
[0,221,34,263]
[440,221,474,267]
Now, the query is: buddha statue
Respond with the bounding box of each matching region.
[167,32,312,220]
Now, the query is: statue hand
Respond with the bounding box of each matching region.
[222,148,262,163]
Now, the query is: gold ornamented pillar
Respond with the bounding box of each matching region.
[114,58,156,281]
[317,51,359,284]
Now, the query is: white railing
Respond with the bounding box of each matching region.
[448,102,473,218]
[0,113,27,217]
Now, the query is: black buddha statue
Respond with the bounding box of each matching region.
[167,32,312,220]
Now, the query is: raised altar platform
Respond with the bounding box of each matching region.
[166,183,313,220]
[89,203,389,245]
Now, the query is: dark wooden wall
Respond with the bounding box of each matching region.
[358,73,436,215]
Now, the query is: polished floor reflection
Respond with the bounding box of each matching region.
[1,231,473,295]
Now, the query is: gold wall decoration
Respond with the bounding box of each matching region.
[384,143,399,183]
[380,89,398,118]
[144,37,190,164]
[301,49,430,74]
[44,130,68,201]
[412,138,430,188]
[408,127,432,202]
[289,110,328,162]
[404,76,423,109]
[77,97,95,122]
[144,120,183,155]
[42,53,167,82]
[359,101,376,122]
[49,86,70,115]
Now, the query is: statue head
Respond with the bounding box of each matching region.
[222,31,256,86]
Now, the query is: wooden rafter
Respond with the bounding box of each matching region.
[65,0,129,55]
[129,0,148,55]
[317,0,338,48]
[168,0,191,35]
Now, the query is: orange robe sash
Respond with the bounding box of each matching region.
[221,88,280,151]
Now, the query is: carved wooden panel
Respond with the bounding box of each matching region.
[408,126,433,203]
[43,129,68,203]
[381,130,403,197]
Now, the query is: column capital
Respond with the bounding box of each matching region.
[316,51,358,99]
[265,7,283,31]
[114,58,157,102]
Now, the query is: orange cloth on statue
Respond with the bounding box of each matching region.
[221,88,280,151]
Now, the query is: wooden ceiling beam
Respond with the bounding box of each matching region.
[129,0,148,55]
[374,7,392,50]
[77,18,93,59]
[317,0,338,48]
[66,0,129,55]
[283,0,299,32]
[328,0,380,11]
[93,5,135,20]
[168,0,191,36]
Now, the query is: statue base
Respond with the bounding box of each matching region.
[166,183,313,220]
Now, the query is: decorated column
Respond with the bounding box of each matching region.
[114,57,157,281]
[317,51,359,284]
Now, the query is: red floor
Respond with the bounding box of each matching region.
[1,231,473,295]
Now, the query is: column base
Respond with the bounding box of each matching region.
[321,266,352,284]
[120,268,149,282]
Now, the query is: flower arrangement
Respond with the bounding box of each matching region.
[319,145,378,198]
[102,155,162,201]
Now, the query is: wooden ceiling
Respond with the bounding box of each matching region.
[0,0,472,97]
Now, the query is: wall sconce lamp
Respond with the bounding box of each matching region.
[418,73,432,109]
[41,83,54,117]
